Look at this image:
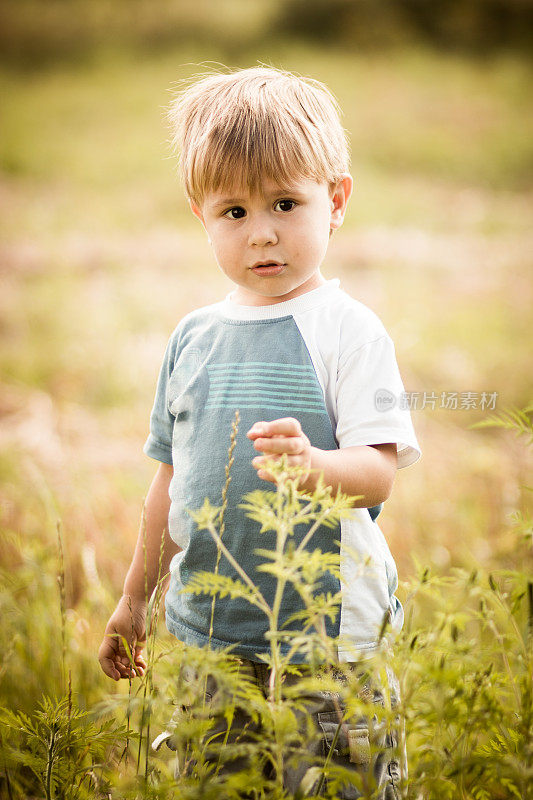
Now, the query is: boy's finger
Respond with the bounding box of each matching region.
[257,469,275,483]
[134,651,147,668]
[253,454,280,467]
[253,436,304,455]
[247,421,269,438]
[115,660,140,679]
[247,418,301,438]
[267,417,302,435]
[98,654,120,681]
[99,647,130,681]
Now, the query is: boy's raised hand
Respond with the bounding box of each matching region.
[98,594,147,681]
[247,417,312,485]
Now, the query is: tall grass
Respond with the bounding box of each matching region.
[0,406,531,798]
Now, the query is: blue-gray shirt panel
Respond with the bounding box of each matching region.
[145,309,380,659]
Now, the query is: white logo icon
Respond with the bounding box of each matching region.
[374,389,396,412]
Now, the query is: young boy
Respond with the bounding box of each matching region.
[99,66,420,796]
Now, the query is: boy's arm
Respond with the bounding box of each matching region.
[98,462,181,680]
[248,418,397,505]
[122,462,178,602]
[302,442,397,504]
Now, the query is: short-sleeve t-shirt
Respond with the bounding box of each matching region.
[144,278,420,662]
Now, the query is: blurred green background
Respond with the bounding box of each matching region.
[1,0,532,626]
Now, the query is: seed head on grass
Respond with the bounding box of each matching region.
[56,521,67,693]
[208,409,240,648]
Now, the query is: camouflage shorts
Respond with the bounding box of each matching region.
[157,658,405,799]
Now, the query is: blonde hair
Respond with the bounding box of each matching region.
[167,66,350,204]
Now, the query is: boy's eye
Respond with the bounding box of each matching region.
[224,207,246,219]
[274,199,295,212]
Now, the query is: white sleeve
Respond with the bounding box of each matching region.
[335,335,421,468]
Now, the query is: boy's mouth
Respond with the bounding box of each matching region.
[250,261,285,276]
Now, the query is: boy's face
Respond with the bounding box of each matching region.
[190,175,352,306]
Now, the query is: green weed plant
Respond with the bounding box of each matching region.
[0,407,531,798]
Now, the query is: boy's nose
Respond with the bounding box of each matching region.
[247,215,278,247]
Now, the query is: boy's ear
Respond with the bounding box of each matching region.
[189,199,205,225]
[330,174,353,232]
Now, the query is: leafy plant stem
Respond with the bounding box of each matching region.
[45,725,56,800]
[204,521,270,616]
[268,519,289,707]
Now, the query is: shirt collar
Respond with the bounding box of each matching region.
[219,278,341,320]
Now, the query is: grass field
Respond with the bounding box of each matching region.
[0,41,532,798]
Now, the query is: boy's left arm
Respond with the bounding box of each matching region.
[248,417,397,506]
